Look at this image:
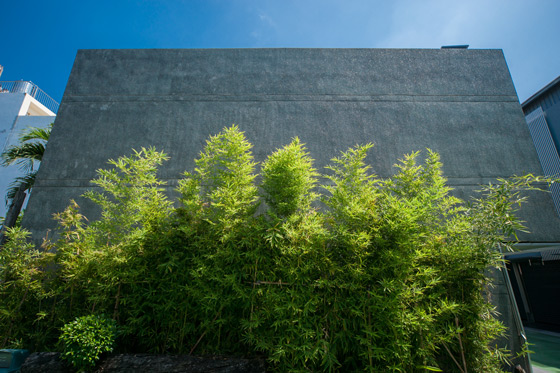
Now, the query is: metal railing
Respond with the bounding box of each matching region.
[0,80,59,113]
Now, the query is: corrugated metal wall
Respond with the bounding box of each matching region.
[525,106,560,216]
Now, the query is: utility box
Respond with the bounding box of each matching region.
[0,350,30,373]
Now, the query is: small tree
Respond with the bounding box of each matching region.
[0,124,52,242]
[52,147,173,329]
[0,227,49,348]
[1,123,52,207]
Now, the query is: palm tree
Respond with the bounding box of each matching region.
[1,123,52,205]
[0,123,52,236]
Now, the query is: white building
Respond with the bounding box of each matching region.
[0,79,58,218]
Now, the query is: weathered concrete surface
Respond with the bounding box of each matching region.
[25,48,559,242]
[22,49,559,371]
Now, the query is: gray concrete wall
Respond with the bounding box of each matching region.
[22,48,552,371]
[25,49,560,242]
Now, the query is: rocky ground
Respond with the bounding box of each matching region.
[20,352,267,372]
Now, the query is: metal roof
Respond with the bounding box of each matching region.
[521,75,560,109]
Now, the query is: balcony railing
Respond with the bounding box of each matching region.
[0,80,59,114]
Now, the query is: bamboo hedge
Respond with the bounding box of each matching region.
[0,125,542,372]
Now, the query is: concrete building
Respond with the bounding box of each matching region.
[22,48,560,369]
[0,78,58,219]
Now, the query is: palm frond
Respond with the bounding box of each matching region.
[20,123,53,142]
[1,142,46,171]
[1,123,52,171]
[1,123,51,206]
[5,172,37,206]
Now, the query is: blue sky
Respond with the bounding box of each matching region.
[1,0,558,105]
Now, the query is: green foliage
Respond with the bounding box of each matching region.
[0,227,54,349]
[261,137,319,218]
[173,125,261,354]
[1,123,52,206]
[0,125,547,371]
[1,123,52,172]
[179,124,258,227]
[51,147,173,350]
[59,314,117,372]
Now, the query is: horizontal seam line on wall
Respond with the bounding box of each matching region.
[62,94,519,103]
[35,179,545,188]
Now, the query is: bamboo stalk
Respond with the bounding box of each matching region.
[443,342,465,373]
[455,317,468,373]
[113,282,122,320]
[189,309,221,355]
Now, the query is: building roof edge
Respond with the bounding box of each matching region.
[522,75,560,109]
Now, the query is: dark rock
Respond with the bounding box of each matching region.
[20,352,267,373]
[20,352,72,373]
[96,354,266,373]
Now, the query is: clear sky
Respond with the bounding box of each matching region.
[1,0,558,105]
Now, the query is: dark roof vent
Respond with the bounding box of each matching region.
[441,45,469,49]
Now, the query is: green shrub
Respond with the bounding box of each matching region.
[1,125,548,371]
[0,227,52,349]
[59,314,117,372]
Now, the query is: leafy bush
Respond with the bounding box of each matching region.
[0,125,546,371]
[0,227,52,349]
[59,314,117,372]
